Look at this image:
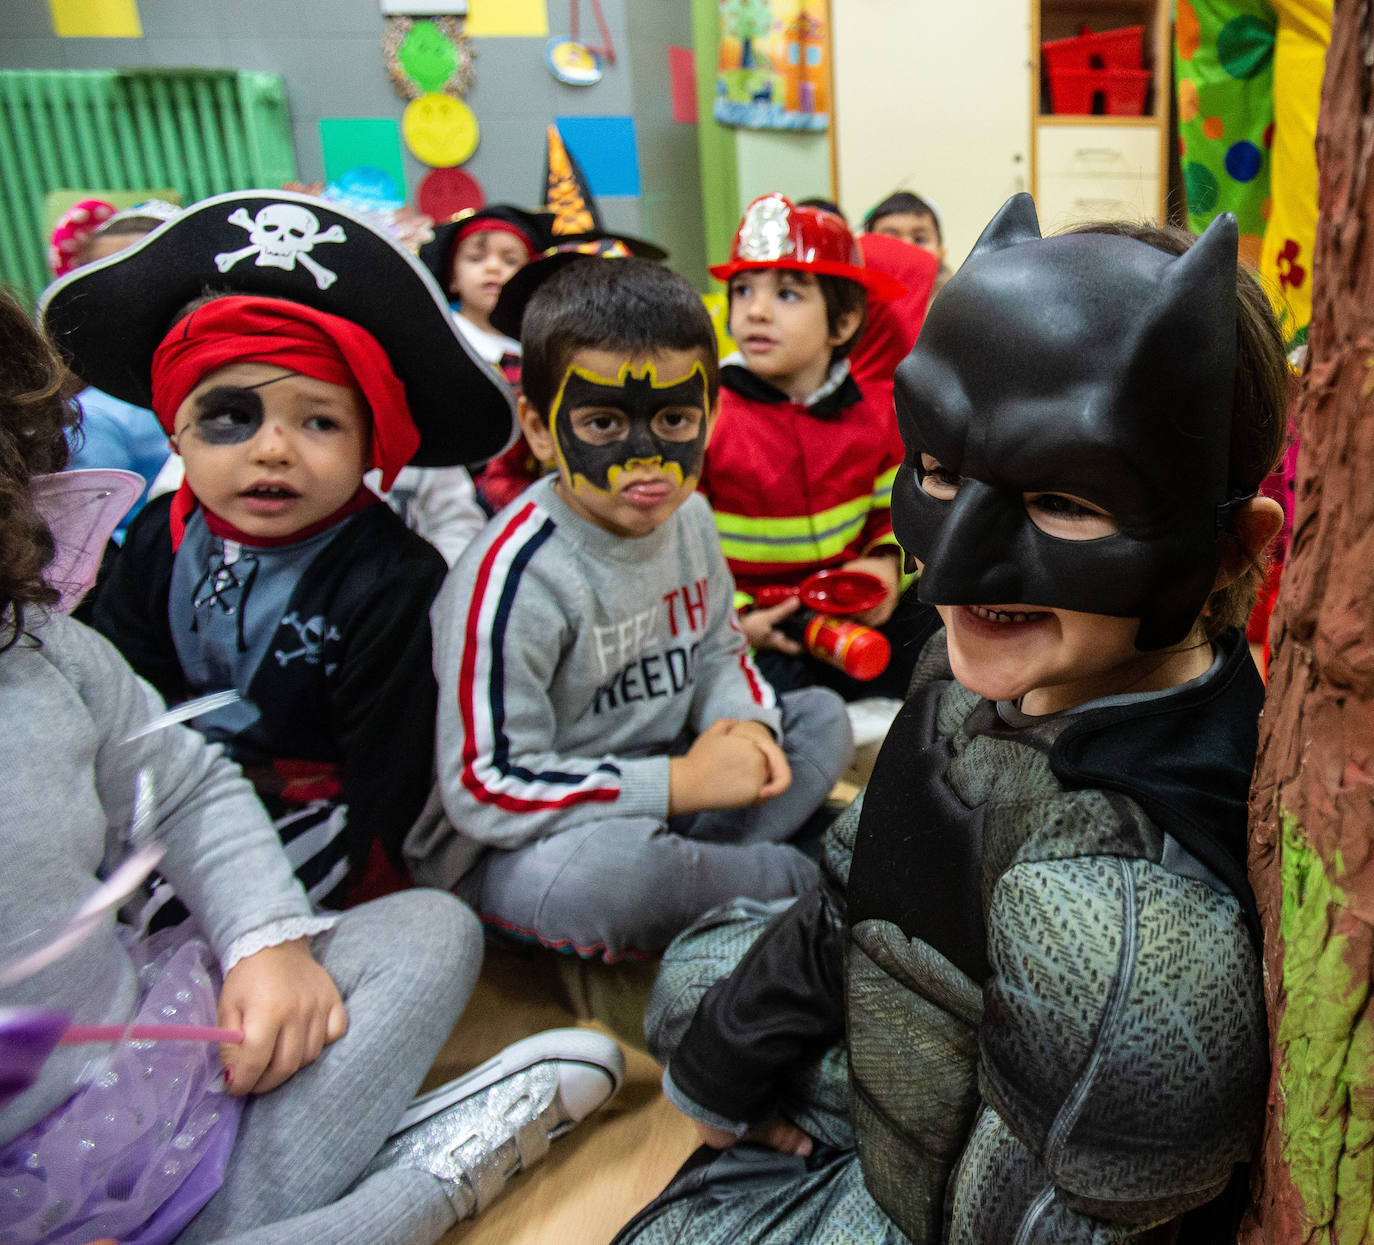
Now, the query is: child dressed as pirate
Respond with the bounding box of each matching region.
[614,197,1287,1244]
[42,189,516,916]
[410,257,853,964]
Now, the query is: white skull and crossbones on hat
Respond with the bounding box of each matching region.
[213,203,347,290]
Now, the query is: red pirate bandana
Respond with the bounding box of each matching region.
[151,296,420,490]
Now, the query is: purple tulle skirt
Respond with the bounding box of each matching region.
[0,928,243,1245]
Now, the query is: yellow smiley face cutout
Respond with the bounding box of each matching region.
[402,93,479,168]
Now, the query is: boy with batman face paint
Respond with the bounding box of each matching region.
[537,356,712,536]
[613,197,1288,1245]
[418,258,853,965]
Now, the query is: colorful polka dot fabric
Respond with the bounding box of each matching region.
[1176,0,1330,349]
[1174,0,1276,269]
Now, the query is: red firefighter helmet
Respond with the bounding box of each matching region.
[710,193,906,301]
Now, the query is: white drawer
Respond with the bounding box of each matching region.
[1035,124,1161,181]
[1034,122,1162,227]
[1034,170,1162,229]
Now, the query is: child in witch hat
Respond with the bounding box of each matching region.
[367,202,551,565]
[472,126,672,510]
[42,189,517,917]
[705,194,922,702]
[418,203,555,384]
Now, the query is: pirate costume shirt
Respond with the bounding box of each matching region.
[41,191,519,914]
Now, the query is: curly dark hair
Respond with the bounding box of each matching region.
[0,286,80,647]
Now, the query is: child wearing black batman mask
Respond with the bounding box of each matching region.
[613,196,1288,1244]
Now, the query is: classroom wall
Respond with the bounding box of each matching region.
[0,0,706,281]
[830,0,1030,265]
[624,3,707,289]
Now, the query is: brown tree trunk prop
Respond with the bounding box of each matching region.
[1246,1,1374,1240]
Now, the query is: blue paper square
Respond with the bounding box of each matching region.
[553,115,641,198]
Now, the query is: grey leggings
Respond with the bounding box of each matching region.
[178,888,482,1244]
[458,686,852,961]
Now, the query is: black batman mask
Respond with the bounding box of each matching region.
[549,360,710,495]
[892,194,1241,651]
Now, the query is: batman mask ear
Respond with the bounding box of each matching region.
[1118,210,1238,455]
[964,193,1042,263]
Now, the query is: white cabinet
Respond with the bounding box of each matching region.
[1033,122,1162,228]
[1030,0,1172,232]
[827,0,1170,262]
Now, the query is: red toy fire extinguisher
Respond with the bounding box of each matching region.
[751,569,891,681]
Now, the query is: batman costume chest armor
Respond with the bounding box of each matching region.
[841,669,1266,1242]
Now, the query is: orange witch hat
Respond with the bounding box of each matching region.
[535,122,667,260]
[542,123,600,237]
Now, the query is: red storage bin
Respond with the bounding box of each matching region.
[1041,24,1143,74]
[1048,67,1152,115]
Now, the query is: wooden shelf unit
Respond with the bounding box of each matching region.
[1029,0,1172,230]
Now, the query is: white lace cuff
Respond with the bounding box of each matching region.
[223,914,339,973]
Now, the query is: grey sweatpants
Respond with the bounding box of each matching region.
[178,888,482,1245]
[457,686,853,962]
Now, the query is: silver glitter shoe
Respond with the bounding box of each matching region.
[362,1027,625,1220]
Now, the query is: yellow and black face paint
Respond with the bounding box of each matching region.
[548,359,710,497]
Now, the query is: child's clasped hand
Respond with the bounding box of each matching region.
[217,937,348,1096]
[669,718,792,814]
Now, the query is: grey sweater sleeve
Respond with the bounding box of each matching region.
[63,615,313,953]
[0,614,311,1142]
[431,530,671,851]
[687,513,782,738]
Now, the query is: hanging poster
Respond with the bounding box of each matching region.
[714,0,830,131]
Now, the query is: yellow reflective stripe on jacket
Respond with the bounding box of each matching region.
[871,465,898,506]
[713,494,873,565]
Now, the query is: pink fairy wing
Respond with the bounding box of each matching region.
[31,469,143,612]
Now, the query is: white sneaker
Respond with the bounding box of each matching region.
[363,1028,625,1219]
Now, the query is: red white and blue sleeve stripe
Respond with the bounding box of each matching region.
[457,502,623,812]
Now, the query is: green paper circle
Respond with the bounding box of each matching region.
[399,20,458,94]
[1217,14,1275,80]
[1184,161,1220,215]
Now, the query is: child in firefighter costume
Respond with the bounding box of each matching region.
[613,196,1289,1243]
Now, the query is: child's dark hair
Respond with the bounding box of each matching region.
[864,191,942,242]
[817,274,868,361]
[521,259,720,418]
[798,197,846,222]
[0,287,80,646]
[1067,220,1289,641]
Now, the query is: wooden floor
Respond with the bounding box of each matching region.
[421,943,699,1245]
[417,779,869,1244]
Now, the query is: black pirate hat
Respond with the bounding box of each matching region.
[491,236,666,340]
[39,189,517,468]
[417,203,558,295]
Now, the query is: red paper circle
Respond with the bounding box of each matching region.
[418,167,485,222]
